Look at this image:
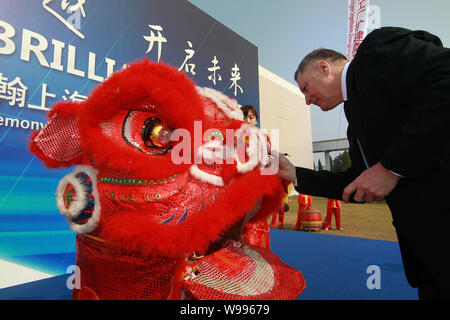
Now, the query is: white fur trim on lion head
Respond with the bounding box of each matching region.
[56,165,101,234]
[234,126,270,173]
[196,86,244,121]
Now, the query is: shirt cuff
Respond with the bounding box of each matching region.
[389,170,404,178]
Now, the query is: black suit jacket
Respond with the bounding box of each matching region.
[295,27,450,293]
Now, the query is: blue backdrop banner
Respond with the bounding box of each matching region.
[0,0,259,276]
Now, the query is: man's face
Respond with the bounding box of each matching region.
[296,61,340,112]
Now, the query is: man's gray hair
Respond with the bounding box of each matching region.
[294,48,347,81]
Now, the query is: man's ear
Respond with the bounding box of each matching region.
[29,101,84,168]
[317,60,330,75]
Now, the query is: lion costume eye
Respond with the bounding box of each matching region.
[122,111,173,155]
[141,117,173,148]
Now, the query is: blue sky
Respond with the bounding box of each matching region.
[188,0,450,143]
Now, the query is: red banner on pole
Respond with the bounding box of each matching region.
[346,0,370,60]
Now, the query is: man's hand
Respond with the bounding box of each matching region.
[342,162,400,203]
[269,150,297,182]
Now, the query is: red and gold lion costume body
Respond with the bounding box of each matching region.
[29,60,305,300]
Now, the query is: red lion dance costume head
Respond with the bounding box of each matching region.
[29,59,305,300]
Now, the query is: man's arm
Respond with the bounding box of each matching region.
[274,149,360,201]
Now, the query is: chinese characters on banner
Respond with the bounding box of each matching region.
[143,25,167,63]
[143,25,245,97]
[1,5,248,115]
[0,72,88,111]
[178,41,196,75]
[208,56,222,85]
[0,74,28,107]
[346,0,370,61]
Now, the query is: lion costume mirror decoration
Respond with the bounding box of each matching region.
[29,59,305,300]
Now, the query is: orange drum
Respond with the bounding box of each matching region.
[300,210,322,232]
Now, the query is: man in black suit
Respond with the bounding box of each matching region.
[276,27,450,300]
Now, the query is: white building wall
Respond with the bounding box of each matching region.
[258,65,313,173]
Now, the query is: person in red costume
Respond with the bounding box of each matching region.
[323,199,342,230]
[241,105,273,249]
[294,194,312,230]
[270,194,288,229]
